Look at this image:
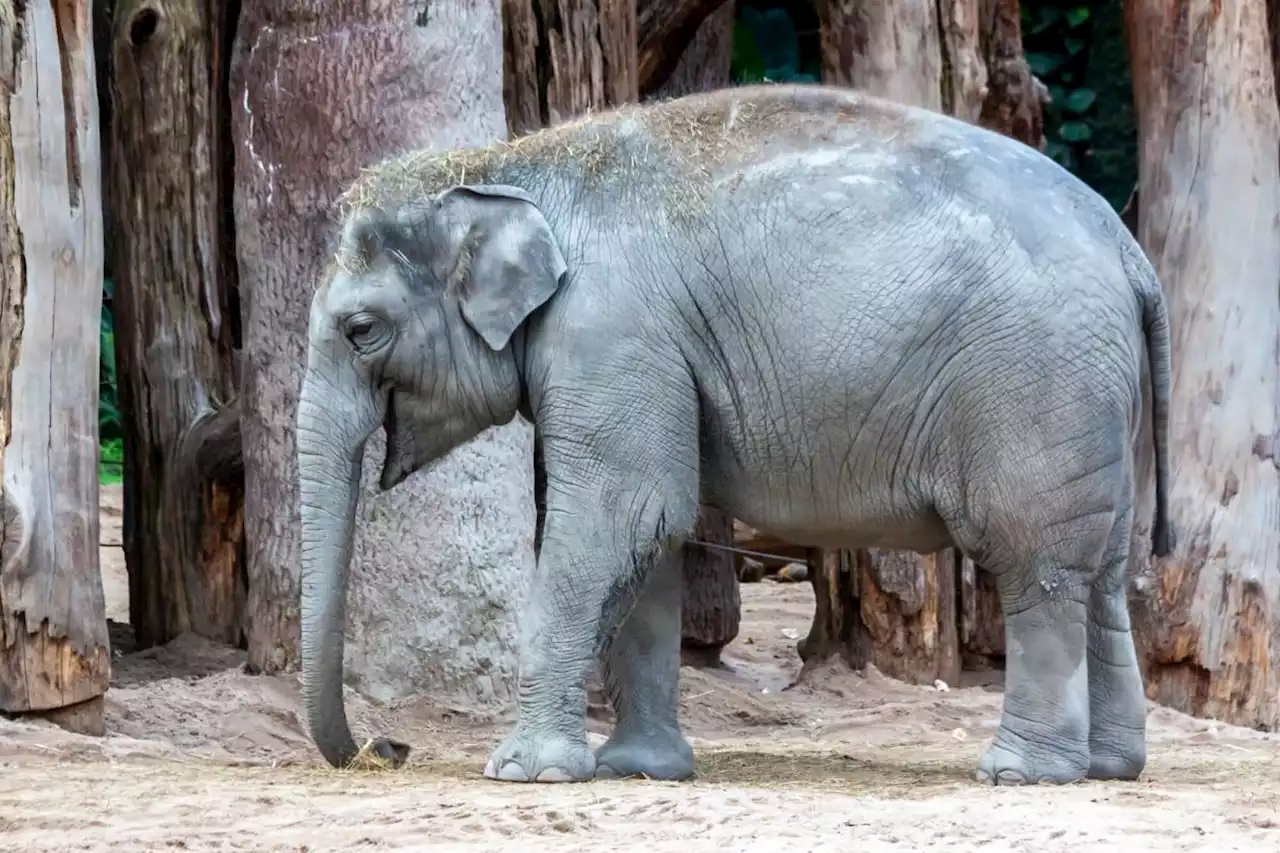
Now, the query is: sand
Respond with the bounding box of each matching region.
[1,487,1277,852]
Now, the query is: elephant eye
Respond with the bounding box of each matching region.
[343,313,386,353]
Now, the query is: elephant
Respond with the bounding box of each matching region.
[296,83,1174,787]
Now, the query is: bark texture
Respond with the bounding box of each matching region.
[1125,0,1280,730]
[0,0,110,732]
[680,507,740,665]
[644,0,734,100]
[503,0,638,137]
[502,0,742,661]
[636,0,731,95]
[810,0,1047,684]
[819,0,944,111]
[108,0,245,650]
[233,0,535,703]
[643,0,742,660]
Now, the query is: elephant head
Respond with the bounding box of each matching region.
[295,183,567,768]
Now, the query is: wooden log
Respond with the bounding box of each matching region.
[107,0,245,650]
[503,0,638,138]
[1124,0,1280,730]
[0,0,111,733]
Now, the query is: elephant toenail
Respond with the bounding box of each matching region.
[996,769,1029,786]
[535,767,575,783]
[496,762,531,782]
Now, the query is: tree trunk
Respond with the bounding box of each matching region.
[637,0,743,662]
[644,0,734,100]
[680,506,740,666]
[819,0,944,111]
[232,0,535,704]
[1124,0,1280,731]
[107,0,245,650]
[501,0,742,665]
[636,0,731,96]
[809,0,1046,685]
[503,0,638,137]
[0,0,111,734]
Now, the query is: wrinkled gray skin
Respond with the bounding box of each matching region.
[297,84,1174,787]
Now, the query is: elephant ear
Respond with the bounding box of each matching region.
[436,184,568,352]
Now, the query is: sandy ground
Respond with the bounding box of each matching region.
[1,488,1277,852]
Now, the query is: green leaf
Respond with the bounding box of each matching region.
[1058,120,1093,143]
[1048,85,1067,106]
[1063,88,1096,114]
[1066,6,1091,27]
[1025,52,1062,77]
[1065,35,1086,55]
[1060,71,1075,83]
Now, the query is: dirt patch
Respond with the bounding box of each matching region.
[1,485,1277,851]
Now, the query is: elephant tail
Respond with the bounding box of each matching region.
[1129,249,1176,558]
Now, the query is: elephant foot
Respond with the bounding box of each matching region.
[1087,730,1147,781]
[593,729,695,781]
[482,728,596,783]
[975,730,1089,786]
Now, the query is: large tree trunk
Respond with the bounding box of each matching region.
[503,0,638,137]
[232,0,534,705]
[807,0,1046,684]
[636,0,731,96]
[643,0,734,100]
[503,0,743,665]
[1124,0,1280,731]
[0,0,111,734]
[107,0,245,650]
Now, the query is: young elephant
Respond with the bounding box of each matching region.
[297,83,1174,787]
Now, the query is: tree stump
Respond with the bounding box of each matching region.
[807,0,1046,683]
[680,507,740,666]
[107,0,245,650]
[0,0,111,734]
[1124,0,1280,731]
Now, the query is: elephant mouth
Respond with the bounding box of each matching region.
[379,392,425,491]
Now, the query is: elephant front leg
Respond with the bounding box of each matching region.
[480,541,608,783]
[594,552,694,781]
[483,459,698,783]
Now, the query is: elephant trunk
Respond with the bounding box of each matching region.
[296,367,381,768]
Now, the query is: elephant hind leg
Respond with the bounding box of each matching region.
[958,455,1126,785]
[594,551,694,781]
[1085,503,1148,781]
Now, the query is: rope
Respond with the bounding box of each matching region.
[683,538,807,564]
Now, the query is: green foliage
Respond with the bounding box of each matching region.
[99,279,123,484]
[731,4,819,85]
[1021,2,1099,174]
[100,437,124,486]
